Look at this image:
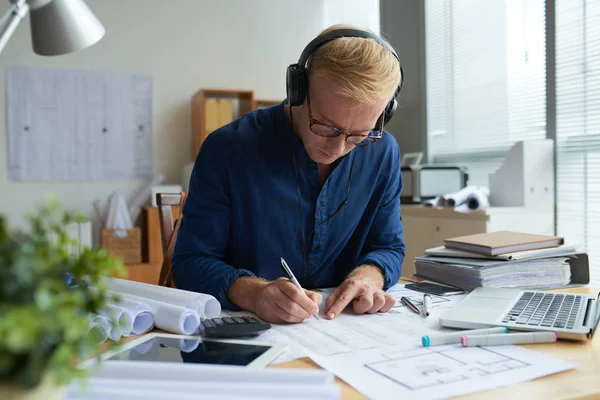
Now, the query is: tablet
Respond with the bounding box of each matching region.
[82,333,288,369]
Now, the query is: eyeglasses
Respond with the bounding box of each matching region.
[306,91,383,146]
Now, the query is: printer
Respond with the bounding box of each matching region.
[400,153,468,203]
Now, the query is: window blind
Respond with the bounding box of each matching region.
[556,0,600,287]
[425,0,546,186]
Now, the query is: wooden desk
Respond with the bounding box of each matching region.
[269,284,600,400]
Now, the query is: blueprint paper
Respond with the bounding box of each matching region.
[223,284,467,363]
[311,343,577,400]
[6,65,153,181]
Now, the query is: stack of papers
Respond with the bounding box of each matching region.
[415,256,572,291]
[414,244,582,291]
[68,360,340,400]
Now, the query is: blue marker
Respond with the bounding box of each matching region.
[422,327,508,347]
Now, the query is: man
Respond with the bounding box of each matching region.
[172,25,405,323]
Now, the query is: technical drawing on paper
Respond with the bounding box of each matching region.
[6,65,153,181]
[365,346,529,390]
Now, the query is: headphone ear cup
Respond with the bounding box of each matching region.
[382,99,397,127]
[286,64,308,106]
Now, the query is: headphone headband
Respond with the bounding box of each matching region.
[298,29,400,68]
[286,28,404,128]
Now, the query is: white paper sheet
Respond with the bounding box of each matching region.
[6,65,153,181]
[103,277,220,319]
[85,359,335,385]
[68,378,340,400]
[224,283,466,363]
[311,343,577,400]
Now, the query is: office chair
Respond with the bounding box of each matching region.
[156,191,187,287]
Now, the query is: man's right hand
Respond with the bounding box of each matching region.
[227,277,322,323]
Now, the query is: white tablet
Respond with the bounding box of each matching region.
[82,333,288,369]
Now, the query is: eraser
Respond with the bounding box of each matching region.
[461,336,468,347]
[422,336,430,347]
[551,332,557,342]
[503,327,509,333]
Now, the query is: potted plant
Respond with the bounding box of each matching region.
[0,199,125,400]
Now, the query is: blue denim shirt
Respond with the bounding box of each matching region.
[172,102,405,309]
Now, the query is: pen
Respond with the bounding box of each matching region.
[400,296,420,315]
[461,332,557,347]
[280,257,302,290]
[423,294,432,317]
[280,258,318,319]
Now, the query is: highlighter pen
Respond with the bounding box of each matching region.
[422,327,508,347]
[401,296,421,315]
[423,294,432,317]
[461,331,557,347]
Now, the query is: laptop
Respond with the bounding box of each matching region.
[439,287,600,341]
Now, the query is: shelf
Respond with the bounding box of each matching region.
[191,89,254,158]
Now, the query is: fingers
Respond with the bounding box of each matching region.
[380,294,396,312]
[352,294,374,314]
[367,292,387,314]
[325,281,361,320]
[305,290,323,314]
[277,278,319,315]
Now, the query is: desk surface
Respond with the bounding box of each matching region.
[270,284,600,400]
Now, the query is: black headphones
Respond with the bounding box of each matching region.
[286,28,404,129]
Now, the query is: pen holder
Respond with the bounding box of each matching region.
[101,228,142,264]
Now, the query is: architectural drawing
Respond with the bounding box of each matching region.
[366,345,529,390]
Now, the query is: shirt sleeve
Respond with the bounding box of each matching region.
[356,144,405,291]
[171,131,256,310]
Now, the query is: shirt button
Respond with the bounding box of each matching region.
[318,203,324,209]
[314,244,321,251]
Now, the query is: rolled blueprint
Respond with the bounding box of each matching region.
[99,304,134,336]
[103,277,221,319]
[90,312,121,342]
[88,314,110,344]
[455,187,490,212]
[441,186,476,207]
[112,296,155,336]
[112,291,200,335]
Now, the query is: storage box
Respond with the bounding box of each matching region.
[101,228,142,264]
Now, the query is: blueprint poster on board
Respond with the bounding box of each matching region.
[6,65,153,181]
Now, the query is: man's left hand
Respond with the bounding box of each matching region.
[324,264,395,320]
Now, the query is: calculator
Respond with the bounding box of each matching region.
[199,316,271,338]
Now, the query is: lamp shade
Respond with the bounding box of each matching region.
[29,0,105,56]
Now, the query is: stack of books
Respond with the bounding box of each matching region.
[414,231,586,291]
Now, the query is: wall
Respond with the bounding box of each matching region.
[380,0,428,160]
[0,0,330,228]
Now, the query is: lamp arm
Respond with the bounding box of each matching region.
[0,0,29,54]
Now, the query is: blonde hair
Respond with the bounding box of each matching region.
[307,24,401,105]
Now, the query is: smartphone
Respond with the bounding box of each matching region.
[405,282,465,296]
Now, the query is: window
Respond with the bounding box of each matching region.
[425,0,546,186]
[556,0,600,286]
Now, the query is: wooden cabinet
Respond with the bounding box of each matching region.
[121,206,180,285]
[400,206,554,278]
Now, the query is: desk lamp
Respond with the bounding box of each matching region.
[0,0,104,56]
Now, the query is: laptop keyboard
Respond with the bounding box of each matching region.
[501,292,583,329]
